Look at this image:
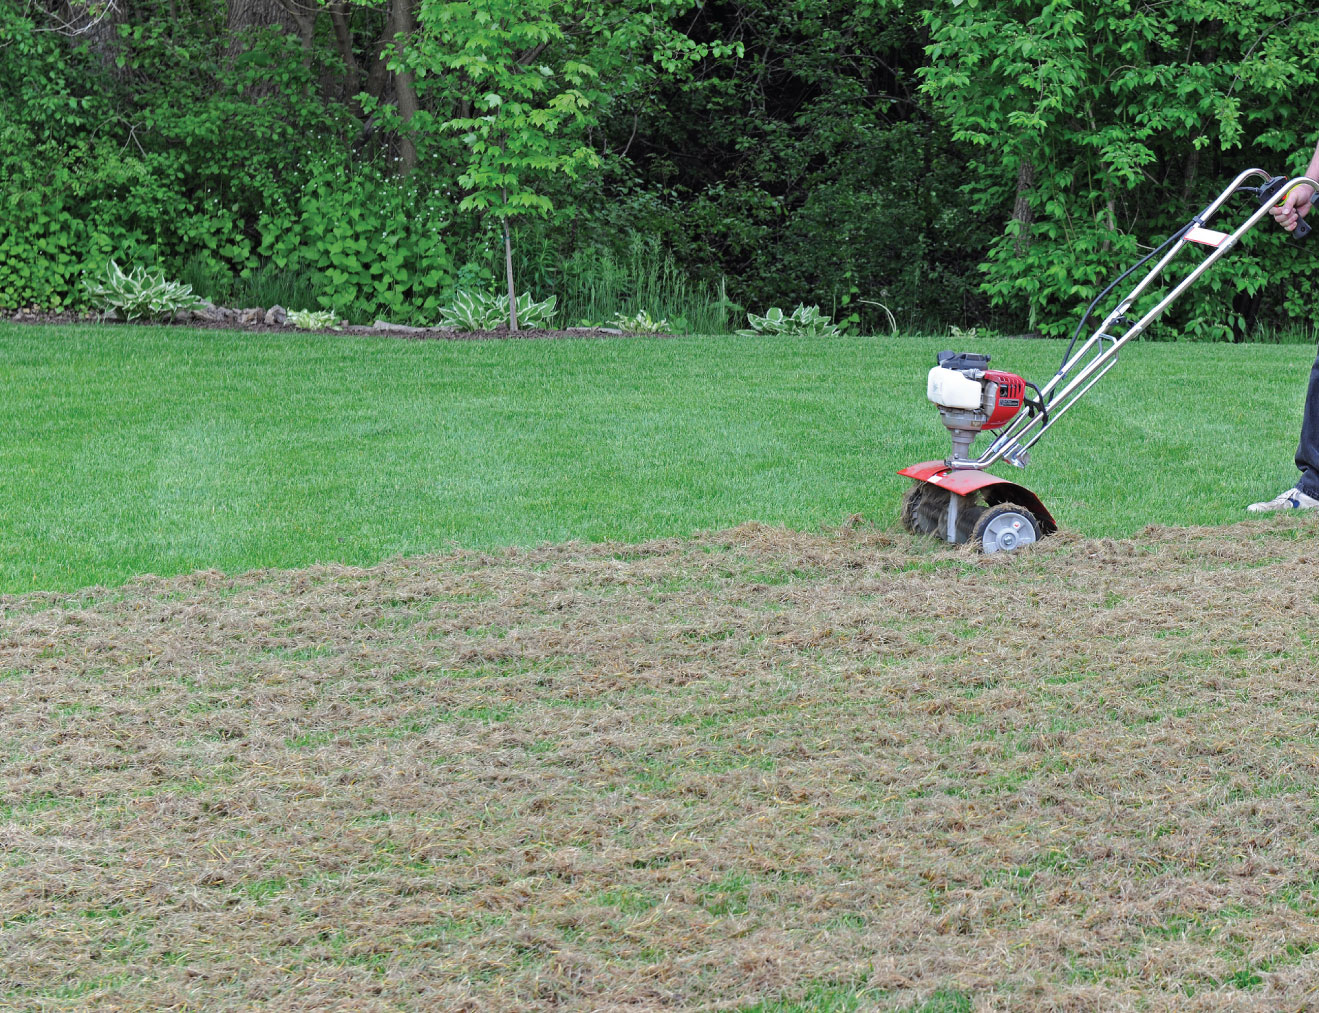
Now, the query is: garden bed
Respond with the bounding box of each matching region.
[5,308,662,341]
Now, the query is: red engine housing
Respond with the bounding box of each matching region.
[983,370,1025,430]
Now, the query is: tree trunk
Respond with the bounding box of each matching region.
[288,7,317,63]
[1011,158,1035,258]
[390,0,420,174]
[226,0,300,55]
[362,0,420,172]
[225,0,317,101]
[503,203,519,332]
[329,4,362,109]
[59,0,123,69]
[364,19,391,106]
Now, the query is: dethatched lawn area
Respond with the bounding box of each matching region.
[4,519,1319,1010]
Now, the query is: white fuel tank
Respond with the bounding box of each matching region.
[927,366,983,410]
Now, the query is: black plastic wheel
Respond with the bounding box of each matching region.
[971,502,1041,553]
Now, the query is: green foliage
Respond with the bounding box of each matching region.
[737,305,842,339]
[232,263,323,316]
[0,182,86,310]
[516,233,737,334]
[287,309,342,331]
[921,0,1319,338]
[403,0,739,329]
[257,162,456,325]
[860,300,900,337]
[8,0,1319,340]
[415,0,598,224]
[621,1,982,334]
[0,0,345,312]
[0,20,114,310]
[610,310,670,334]
[407,0,600,329]
[438,290,557,331]
[408,0,733,224]
[178,253,236,305]
[82,261,204,321]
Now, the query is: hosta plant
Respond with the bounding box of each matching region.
[438,290,557,331]
[82,261,205,322]
[610,309,670,334]
[737,304,842,338]
[288,309,342,330]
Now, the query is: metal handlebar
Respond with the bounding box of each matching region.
[949,169,1319,471]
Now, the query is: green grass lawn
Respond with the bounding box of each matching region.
[1,323,1313,592]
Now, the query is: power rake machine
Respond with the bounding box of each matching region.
[899,168,1319,553]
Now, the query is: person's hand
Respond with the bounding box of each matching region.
[1271,183,1316,232]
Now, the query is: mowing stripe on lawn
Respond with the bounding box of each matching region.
[0,324,1312,592]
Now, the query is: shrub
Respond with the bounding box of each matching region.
[257,161,457,326]
[736,304,842,338]
[82,261,204,321]
[438,290,557,331]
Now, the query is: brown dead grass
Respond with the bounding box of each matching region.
[4,518,1319,1011]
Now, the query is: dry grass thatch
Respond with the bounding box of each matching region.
[4,517,1319,1011]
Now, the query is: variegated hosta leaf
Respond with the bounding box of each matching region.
[738,304,842,338]
[439,290,556,330]
[515,292,556,327]
[610,309,669,333]
[82,260,204,321]
[288,309,340,330]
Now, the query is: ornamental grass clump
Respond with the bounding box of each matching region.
[83,261,205,322]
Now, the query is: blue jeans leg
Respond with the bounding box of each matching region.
[1296,347,1319,498]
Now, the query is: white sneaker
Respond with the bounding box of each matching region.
[1247,487,1319,512]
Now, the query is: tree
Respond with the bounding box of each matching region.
[921,0,1319,338]
[623,0,975,331]
[405,0,731,330]
[411,1,598,329]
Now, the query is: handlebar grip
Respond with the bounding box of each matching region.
[1292,191,1319,241]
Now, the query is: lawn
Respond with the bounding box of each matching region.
[3,518,1318,1009]
[0,323,1314,592]
[7,322,1319,1009]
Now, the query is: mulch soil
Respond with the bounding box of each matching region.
[4,518,1319,1010]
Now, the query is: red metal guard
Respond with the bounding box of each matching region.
[898,461,1058,534]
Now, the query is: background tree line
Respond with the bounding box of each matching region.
[3,0,1318,337]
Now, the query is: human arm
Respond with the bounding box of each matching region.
[1270,139,1319,232]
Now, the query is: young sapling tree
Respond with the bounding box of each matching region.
[411,0,598,330]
